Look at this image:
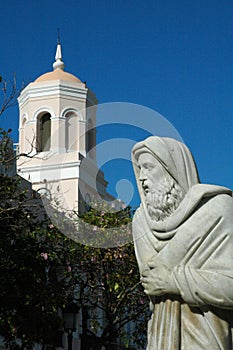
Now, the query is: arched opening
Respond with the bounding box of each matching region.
[65,111,78,151]
[37,113,51,152]
[20,117,27,153]
[86,119,95,158]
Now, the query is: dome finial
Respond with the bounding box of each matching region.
[53,29,65,71]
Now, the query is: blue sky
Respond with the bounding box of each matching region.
[1,0,233,208]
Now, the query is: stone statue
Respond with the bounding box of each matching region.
[131,136,233,350]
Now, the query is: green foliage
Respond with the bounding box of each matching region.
[0,173,78,349]
[74,206,149,349]
[0,128,15,174]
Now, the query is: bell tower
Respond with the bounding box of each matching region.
[17,42,109,212]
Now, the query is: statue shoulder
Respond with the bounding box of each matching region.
[207,193,233,218]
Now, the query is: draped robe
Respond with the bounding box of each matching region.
[132,137,233,350]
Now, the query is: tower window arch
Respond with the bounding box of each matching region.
[37,113,51,152]
[21,116,27,128]
[86,119,95,158]
[65,111,78,151]
[20,117,27,153]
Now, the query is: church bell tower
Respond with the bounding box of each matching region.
[17,42,109,212]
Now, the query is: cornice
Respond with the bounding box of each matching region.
[18,81,88,107]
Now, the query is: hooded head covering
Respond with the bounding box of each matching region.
[132,136,231,236]
[132,136,200,195]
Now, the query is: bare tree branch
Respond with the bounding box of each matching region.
[0,75,25,117]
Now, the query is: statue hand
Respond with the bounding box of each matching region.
[141,260,179,296]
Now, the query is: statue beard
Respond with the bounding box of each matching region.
[145,179,184,222]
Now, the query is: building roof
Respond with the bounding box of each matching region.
[34,42,82,83]
[35,69,82,83]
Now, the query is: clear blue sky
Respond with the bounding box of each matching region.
[1,0,233,208]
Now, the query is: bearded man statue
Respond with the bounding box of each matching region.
[131,136,233,350]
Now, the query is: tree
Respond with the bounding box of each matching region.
[69,206,149,350]
[0,75,19,117]
[0,170,81,349]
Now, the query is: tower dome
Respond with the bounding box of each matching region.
[34,42,82,83]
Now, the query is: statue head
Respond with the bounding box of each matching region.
[132,136,200,222]
[137,151,184,221]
